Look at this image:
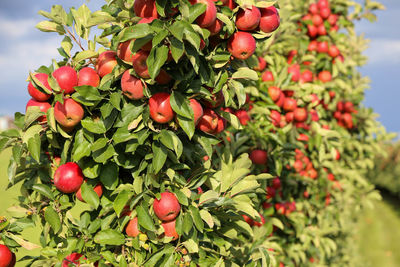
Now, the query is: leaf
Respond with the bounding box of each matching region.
[44,207,61,233]
[152,141,168,174]
[113,190,132,216]
[35,21,65,34]
[160,130,183,159]
[136,204,156,231]
[28,134,41,163]
[74,50,99,63]
[182,239,199,253]
[170,91,193,119]
[119,24,153,42]
[7,233,41,250]
[94,229,125,245]
[177,115,195,140]
[81,182,100,209]
[81,117,107,134]
[100,162,119,191]
[147,45,169,79]
[189,205,204,232]
[32,184,54,200]
[199,209,214,228]
[199,191,219,205]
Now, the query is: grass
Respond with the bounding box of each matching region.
[355,193,400,267]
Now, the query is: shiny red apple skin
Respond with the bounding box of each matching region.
[190,0,217,28]
[125,217,140,237]
[294,108,308,122]
[134,0,159,18]
[62,253,84,267]
[197,109,219,133]
[283,98,297,112]
[117,40,135,63]
[189,99,204,125]
[121,70,144,100]
[52,66,78,94]
[0,244,14,267]
[54,98,85,130]
[318,70,332,82]
[259,6,280,33]
[253,57,267,72]
[132,50,150,79]
[96,51,118,77]
[153,192,181,222]
[262,71,274,82]
[250,149,268,165]
[228,31,256,60]
[54,162,84,194]
[162,219,179,240]
[236,6,261,31]
[28,73,53,101]
[26,99,51,122]
[235,109,250,125]
[155,69,172,85]
[207,19,223,36]
[78,67,100,87]
[149,93,175,124]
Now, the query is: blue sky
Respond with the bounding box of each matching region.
[0,0,399,133]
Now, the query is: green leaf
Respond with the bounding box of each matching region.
[147,45,169,79]
[160,130,183,159]
[32,184,54,200]
[28,134,41,163]
[170,38,184,63]
[177,115,195,139]
[74,50,98,63]
[100,162,119,191]
[113,190,132,216]
[81,182,100,209]
[44,207,61,233]
[136,204,156,231]
[81,117,107,134]
[36,21,65,34]
[152,141,168,174]
[183,239,199,253]
[188,3,207,24]
[170,91,192,119]
[189,205,204,232]
[94,229,125,245]
[119,24,153,42]
[199,209,214,228]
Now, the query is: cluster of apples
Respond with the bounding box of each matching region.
[0,244,16,267]
[301,0,339,38]
[292,149,318,179]
[334,101,356,129]
[125,192,181,241]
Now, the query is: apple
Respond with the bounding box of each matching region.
[328,45,340,58]
[262,202,272,209]
[319,7,331,19]
[53,66,78,94]
[294,107,307,122]
[76,182,103,202]
[308,40,318,51]
[344,101,354,113]
[228,31,256,60]
[270,110,281,126]
[190,0,217,28]
[253,57,267,72]
[312,14,323,26]
[121,70,144,100]
[259,6,280,33]
[207,19,223,36]
[288,64,300,82]
[328,14,338,25]
[149,92,175,124]
[307,24,318,38]
[54,162,84,194]
[329,91,336,99]
[253,212,266,227]
[132,50,150,79]
[161,219,179,240]
[204,87,224,108]
[309,3,319,14]
[26,99,51,123]
[318,0,330,9]
[189,99,204,125]
[310,109,319,121]
[134,0,159,18]
[272,177,281,189]
[331,25,339,32]
[155,69,172,85]
[266,186,276,199]
[317,41,329,53]
[342,113,353,128]
[96,51,118,77]
[78,67,100,87]
[197,109,218,133]
[54,98,84,131]
[153,192,181,221]
[117,40,135,63]
[262,71,274,82]
[28,73,52,101]
[300,70,313,83]
[285,112,294,123]
[242,214,254,226]
[0,245,14,267]
[283,98,297,112]
[317,24,327,35]
[219,0,236,9]
[268,86,281,102]
[235,109,251,125]
[318,70,332,82]
[125,217,140,237]
[236,6,261,31]
[337,101,344,112]
[62,253,84,267]
[214,116,226,134]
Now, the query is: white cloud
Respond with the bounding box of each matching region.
[0,17,37,38]
[365,38,400,65]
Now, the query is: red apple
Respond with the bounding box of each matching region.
[197,109,218,133]
[54,98,85,131]
[28,73,52,101]
[121,70,144,100]
[253,57,267,72]
[317,41,329,53]
[285,112,294,123]
[283,98,297,112]
[189,99,204,125]
[266,186,276,199]
[328,14,338,25]
[272,177,281,189]
[328,45,340,58]
[134,0,159,18]
[206,19,223,36]
[236,6,261,31]
[288,64,300,82]
[262,71,274,82]
[344,101,354,113]
[308,40,318,51]
[235,109,251,125]
[228,31,256,60]
[54,162,84,194]
[259,6,280,33]
[318,70,332,82]
[76,182,103,202]
[78,67,100,87]
[96,51,118,77]
[62,253,84,267]
[204,87,224,108]
[220,0,236,9]
[190,0,217,28]
[214,116,226,134]
[318,0,330,9]
[319,7,331,19]
[268,86,281,102]
[161,219,179,240]
[307,24,318,38]
[294,108,307,122]
[26,99,51,122]
[250,149,268,165]
[317,24,327,35]
[132,50,150,79]
[53,66,78,94]
[117,40,135,63]
[300,70,313,83]
[312,14,323,26]
[309,3,319,14]
[149,92,174,124]
[125,217,140,237]
[0,245,14,267]
[153,192,181,222]
[270,110,281,127]
[253,212,266,227]
[155,69,172,85]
